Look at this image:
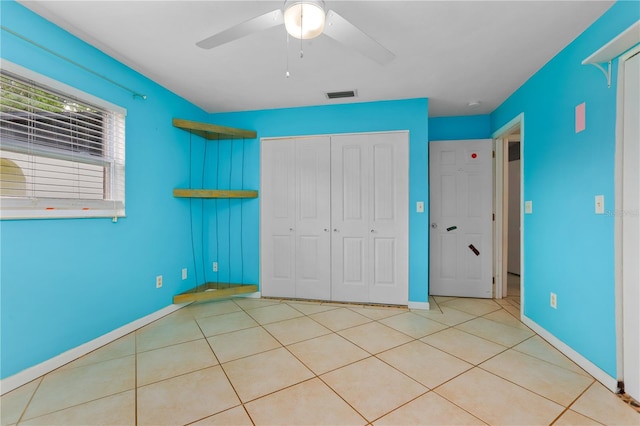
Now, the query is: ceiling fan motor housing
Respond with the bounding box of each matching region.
[284,0,326,39]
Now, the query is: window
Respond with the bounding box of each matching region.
[0,65,125,219]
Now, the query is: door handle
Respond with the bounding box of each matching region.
[370,229,376,233]
[324,228,329,232]
[431,223,438,229]
[333,228,339,232]
[289,228,294,231]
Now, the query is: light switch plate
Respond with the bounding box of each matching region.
[595,195,604,214]
[525,201,533,214]
[416,201,424,213]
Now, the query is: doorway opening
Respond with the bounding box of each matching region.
[493,115,524,314]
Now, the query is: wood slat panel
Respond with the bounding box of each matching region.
[173,189,258,198]
[173,118,257,140]
[173,283,258,304]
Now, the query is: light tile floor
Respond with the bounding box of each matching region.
[2,296,639,425]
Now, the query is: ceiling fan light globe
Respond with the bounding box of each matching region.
[284,1,326,39]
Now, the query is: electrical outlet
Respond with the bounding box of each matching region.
[595,195,605,214]
[525,201,533,214]
[213,262,218,272]
[550,292,557,309]
[156,275,163,289]
[182,268,187,280]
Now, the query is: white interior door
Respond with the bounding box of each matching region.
[368,133,409,304]
[261,138,296,298]
[295,137,331,300]
[429,140,493,298]
[621,51,639,402]
[331,132,408,305]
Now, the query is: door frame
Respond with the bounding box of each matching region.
[615,45,640,398]
[492,114,524,308]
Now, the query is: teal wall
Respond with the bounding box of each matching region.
[0,1,210,378]
[207,99,430,304]
[429,114,491,140]
[491,1,639,377]
[1,0,635,383]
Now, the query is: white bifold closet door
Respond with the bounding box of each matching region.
[261,132,408,305]
[260,136,331,300]
[330,133,409,305]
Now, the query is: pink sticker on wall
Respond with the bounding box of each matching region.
[576,102,586,133]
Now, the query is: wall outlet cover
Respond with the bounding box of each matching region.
[525,201,533,214]
[595,195,605,214]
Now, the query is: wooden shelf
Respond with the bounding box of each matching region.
[174,283,259,304]
[173,118,257,140]
[173,189,258,199]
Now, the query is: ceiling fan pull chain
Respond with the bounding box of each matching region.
[286,32,291,78]
[300,6,304,58]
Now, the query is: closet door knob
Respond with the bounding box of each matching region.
[289,228,294,231]
[370,229,375,233]
[333,228,339,232]
[324,228,329,232]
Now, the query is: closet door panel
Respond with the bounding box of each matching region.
[260,139,296,298]
[295,137,331,300]
[331,136,370,303]
[369,133,409,305]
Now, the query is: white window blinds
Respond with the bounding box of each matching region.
[0,66,126,219]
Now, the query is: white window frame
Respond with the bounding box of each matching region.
[0,61,126,220]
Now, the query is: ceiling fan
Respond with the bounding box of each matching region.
[196,0,395,65]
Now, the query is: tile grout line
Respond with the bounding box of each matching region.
[9,296,631,425]
[548,380,601,426]
[257,300,431,423]
[237,300,371,423]
[12,376,43,425]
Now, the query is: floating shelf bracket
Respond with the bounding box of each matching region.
[582,21,640,88]
[586,61,612,88]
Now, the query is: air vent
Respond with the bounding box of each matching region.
[326,90,357,99]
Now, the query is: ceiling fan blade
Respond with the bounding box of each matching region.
[323,9,395,65]
[196,9,284,50]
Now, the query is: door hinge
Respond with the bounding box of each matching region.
[492,151,496,158]
[492,213,495,221]
[493,276,495,284]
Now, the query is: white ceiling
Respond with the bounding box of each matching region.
[18,1,614,117]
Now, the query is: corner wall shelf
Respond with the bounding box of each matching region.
[172,117,258,304]
[173,189,258,199]
[174,283,258,304]
[173,118,257,140]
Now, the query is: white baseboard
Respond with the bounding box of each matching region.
[408,301,430,310]
[0,303,188,395]
[234,291,261,299]
[522,314,618,392]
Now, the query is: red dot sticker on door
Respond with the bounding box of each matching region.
[471,153,478,159]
